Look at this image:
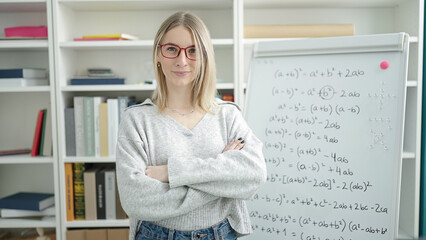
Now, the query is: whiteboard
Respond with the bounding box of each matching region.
[244,33,409,240]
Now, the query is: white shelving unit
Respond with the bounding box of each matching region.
[242,0,424,239]
[0,0,423,239]
[0,0,60,236]
[51,0,239,239]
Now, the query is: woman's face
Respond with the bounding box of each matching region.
[158,26,197,89]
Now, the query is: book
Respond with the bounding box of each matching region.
[42,107,53,156]
[0,205,55,218]
[73,162,86,220]
[115,179,127,219]
[65,163,74,221]
[82,33,138,40]
[96,168,106,219]
[84,168,98,220]
[94,96,107,157]
[39,109,47,156]
[107,99,118,157]
[70,77,124,85]
[64,108,76,156]
[0,192,54,211]
[104,168,116,219]
[4,26,48,38]
[88,68,114,77]
[73,97,85,156]
[117,96,131,123]
[0,149,31,156]
[99,102,109,157]
[83,97,95,157]
[0,78,48,87]
[0,68,47,79]
[244,24,354,38]
[222,94,234,102]
[31,109,45,156]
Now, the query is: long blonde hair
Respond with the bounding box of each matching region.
[152,12,217,113]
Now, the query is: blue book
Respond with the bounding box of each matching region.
[70,78,124,85]
[0,68,47,79]
[0,192,54,211]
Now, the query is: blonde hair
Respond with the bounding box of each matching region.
[152,12,217,113]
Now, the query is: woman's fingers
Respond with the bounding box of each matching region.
[222,138,245,152]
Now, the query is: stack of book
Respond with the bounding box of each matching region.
[65,163,127,221]
[70,68,125,85]
[0,192,55,219]
[31,107,53,157]
[244,24,354,38]
[73,33,138,41]
[0,68,48,87]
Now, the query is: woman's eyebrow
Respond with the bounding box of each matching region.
[161,42,196,48]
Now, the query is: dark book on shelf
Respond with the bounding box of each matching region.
[0,192,54,211]
[96,168,106,219]
[0,68,47,79]
[64,108,76,156]
[70,77,124,85]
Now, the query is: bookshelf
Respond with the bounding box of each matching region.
[0,0,423,239]
[242,0,424,239]
[0,0,60,236]
[51,0,238,239]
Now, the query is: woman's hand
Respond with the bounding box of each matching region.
[145,165,169,183]
[222,138,245,153]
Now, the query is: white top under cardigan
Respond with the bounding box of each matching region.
[115,99,267,240]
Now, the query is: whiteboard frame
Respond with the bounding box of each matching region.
[244,32,409,240]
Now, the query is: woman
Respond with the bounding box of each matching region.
[116,12,267,240]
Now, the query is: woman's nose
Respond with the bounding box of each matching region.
[175,49,188,66]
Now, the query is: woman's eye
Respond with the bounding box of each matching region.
[188,48,196,54]
[166,47,177,52]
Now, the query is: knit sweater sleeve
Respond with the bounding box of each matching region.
[115,110,218,222]
[167,105,267,200]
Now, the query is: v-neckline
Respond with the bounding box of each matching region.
[161,111,210,135]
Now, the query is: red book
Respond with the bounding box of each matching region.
[31,110,45,157]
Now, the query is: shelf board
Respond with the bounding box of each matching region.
[0,39,48,50]
[0,155,54,164]
[244,0,412,8]
[62,83,234,92]
[0,1,46,13]
[64,156,116,163]
[62,84,155,92]
[66,219,129,228]
[60,39,233,50]
[0,217,56,228]
[0,86,50,93]
[407,80,418,87]
[58,0,231,11]
[402,152,415,159]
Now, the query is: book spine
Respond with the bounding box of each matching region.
[115,179,127,219]
[0,68,47,78]
[107,99,118,156]
[42,107,53,156]
[31,110,45,156]
[74,97,85,156]
[99,103,109,157]
[96,169,106,219]
[84,169,98,220]
[65,163,74,221]
[73,162,86,220]
[83,97,95,157]
[117,96,129,124]
[65,108,76,156]
[39,109,48,156]
[94,97,106,157]
[104,169,116,219]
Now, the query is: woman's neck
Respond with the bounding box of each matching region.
[166,86,194,110]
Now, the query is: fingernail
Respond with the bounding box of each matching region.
[241,140,245,144]
[238,137,242,140]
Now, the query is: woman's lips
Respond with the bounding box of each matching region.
[173,71,190,77]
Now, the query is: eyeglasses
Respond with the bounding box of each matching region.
[158,43,197,61]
